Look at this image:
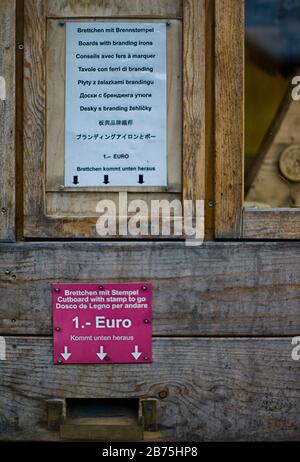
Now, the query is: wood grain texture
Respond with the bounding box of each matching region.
[1,241,300,336]
[46,0,183,18]
[15,0,25,240]
[215,0,244,238]
[23,0,46,232]
[204,0,215,239]
[0,0,16,242]
[183,0,206,204]
[0,337,299,441]
[46,19,65,192]
[243,208,300,239]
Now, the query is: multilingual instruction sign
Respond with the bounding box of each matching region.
[52,283,152,364]
[65,22,167,187]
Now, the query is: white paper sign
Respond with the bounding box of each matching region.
[65,22,167,187]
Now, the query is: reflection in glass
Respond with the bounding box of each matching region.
[245,0,300,207]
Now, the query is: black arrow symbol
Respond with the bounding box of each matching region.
[103,175,110,184]
[138,175,144,184]
[73,176,79,185]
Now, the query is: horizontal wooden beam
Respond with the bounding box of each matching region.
[243,208,300,239]
[0,241,300,335]
[0,337,299,441]
[215,0,244,238]
[46,0,183,18]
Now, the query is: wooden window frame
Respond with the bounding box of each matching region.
[215,0,300,239]
[23,0,206,239]
[0,0,16,242]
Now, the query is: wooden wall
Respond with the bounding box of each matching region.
[0,0,299,442]
[0,242,300,441]
[1,241,300,337]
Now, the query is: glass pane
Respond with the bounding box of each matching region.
[245,0,300,207]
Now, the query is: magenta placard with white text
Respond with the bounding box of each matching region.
[52,283,152,364]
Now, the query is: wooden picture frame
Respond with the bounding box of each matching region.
[23,0,206,238]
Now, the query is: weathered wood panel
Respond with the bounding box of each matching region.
[0,337,299,441]
[23,0,46,233]
[46,0,183,18]
[243,208,300,239]
[0,242,300,335]
[204,0,215,240]
[0,0,16,242]
[183,0,206,204]
[215,0,244,238]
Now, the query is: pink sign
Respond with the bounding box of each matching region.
[52,283,152,364]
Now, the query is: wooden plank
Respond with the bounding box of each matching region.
[46,0,183,18]
[60,419,143,442]
[0,0,16,242]
[204,0,215,239]
[183,0,206,205]
[0,337,299,441]
[23,0,46,234]
[46,18,65,192]
[1,241,300,336]
[243,208,300,239]
[16,0,24,240]
[215,0,244,238]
